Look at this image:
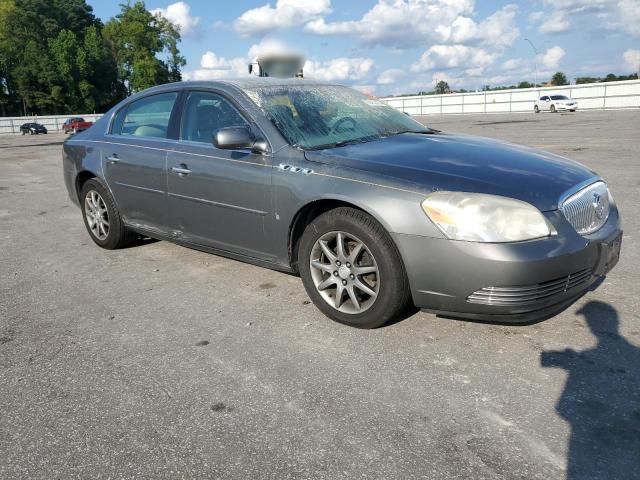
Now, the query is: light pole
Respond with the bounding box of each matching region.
[524,38,538,88]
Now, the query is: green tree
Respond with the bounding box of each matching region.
[517,81,533,89]
[550,71,569,86]
[576,76,599,84]
[0,0,122,115]
[0,0,17,115]
[104,1,185,94]
[435,80,450,94]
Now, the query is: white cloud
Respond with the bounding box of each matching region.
[234,0,331,36]
[411,44,497,74]
[151,2,200,37]
[473,4,519,48]
[377,68,406,85]
[306,0,518,50]
[184,39,302,80]
[538,46,565,70]
[539,15,571,33]
[247,38,302,60]
[618,0,640,36]
[531,0,639,37]
[303,57,374,82]
[501,58,528,72]
[623,49,640,72]
[528,11,544,22]
[183,39,371,84]
[183,52,248,81]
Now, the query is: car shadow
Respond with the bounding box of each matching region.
[541,301,640,479]
[120,235,159,249]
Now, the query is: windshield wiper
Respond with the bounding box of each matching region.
[307,135,381,151]
[394,127,441,135]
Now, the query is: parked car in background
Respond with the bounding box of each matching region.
[63,117,93,134]
[535,95,578,113]
[62,79,621,328]
[20,122,47,135]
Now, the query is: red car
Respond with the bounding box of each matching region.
[63,117,93,134]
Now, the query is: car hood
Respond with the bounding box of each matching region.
[304,132,598,211]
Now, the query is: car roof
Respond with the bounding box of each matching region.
[135,78,338,97]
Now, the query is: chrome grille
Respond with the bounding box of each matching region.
[561,181,610,235]
[467,268,592,307]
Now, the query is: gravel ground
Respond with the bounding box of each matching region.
[1,110,639,479]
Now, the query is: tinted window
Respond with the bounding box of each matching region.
[540,96,548,101]
[550,95,569,100]
[112,92,177,138]
[181,92,248,144]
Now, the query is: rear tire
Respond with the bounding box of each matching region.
[298,207,411,329]
[80,179,133,250]
[550,104,556,113]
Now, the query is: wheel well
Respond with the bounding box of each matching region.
[288,199,367,272]
[75,171,96,201]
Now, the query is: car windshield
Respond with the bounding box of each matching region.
[245,84,429,150]
[550,95,569,100]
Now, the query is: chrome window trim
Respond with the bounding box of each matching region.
[105,90,181,139]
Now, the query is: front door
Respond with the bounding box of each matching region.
[103,91,179,233]
[166,90,272,260]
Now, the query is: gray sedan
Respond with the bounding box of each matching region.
[62,79,622,328]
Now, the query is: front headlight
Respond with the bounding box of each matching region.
[421,191,552,242]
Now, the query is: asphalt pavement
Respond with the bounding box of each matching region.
[1,109,639,479]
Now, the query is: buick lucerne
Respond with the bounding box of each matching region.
[62,79,622,328]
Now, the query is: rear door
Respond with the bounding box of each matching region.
[103,91,180,234]
[166,90,273,260]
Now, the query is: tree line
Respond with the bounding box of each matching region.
[414,71,638,97]
[0,0,185,116]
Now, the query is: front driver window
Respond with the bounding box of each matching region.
[181,92,248,144]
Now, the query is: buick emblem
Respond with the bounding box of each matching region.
[592,192,605,219]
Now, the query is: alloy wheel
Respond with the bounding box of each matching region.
[309,231,380,314]
[84,190,109,241]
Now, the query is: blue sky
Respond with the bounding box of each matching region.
[90,0,640,95]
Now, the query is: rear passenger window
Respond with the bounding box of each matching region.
[111,92,177,138]
[181,92,248,144]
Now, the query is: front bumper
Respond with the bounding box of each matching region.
[557,104,578,111]
[393,207,621,322]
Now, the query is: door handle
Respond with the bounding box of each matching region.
[171,165,192,175]
[106,155,120,164]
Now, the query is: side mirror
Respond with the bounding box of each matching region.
[213,126,268,154]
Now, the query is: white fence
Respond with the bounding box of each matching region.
[0,113,103,135]
[380,79,640,115]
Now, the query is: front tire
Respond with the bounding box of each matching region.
[80,179,132,249]
[298,207,411,328]
[534,105,539,113]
